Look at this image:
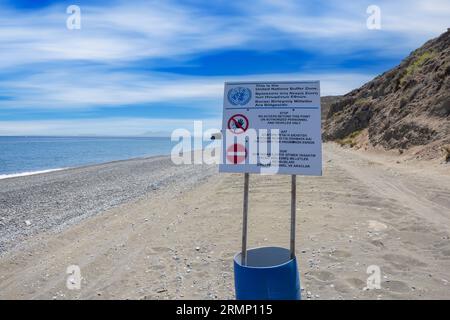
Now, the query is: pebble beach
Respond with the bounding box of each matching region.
[0,154,215,255]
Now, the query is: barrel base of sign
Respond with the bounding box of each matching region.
[233,247,301,300]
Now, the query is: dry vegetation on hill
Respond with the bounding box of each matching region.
[323,30,450,161]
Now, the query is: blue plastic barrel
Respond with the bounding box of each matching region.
[234,247,301,300]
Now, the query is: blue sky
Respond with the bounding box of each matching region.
[0,0,449,136]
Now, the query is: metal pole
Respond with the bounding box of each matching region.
[241,173,250,265]
[290,175,296,259]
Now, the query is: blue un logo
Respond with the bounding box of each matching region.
[227,87,252,106]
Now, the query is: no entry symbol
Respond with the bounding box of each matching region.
[227,114,249,134]
[226,143,247,164]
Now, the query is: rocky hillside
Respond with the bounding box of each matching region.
[321,95,342,121]
[323,29,450,160]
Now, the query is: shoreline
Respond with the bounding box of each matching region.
[0,135,213,180]
[0,151,215,255]
[0,168,68,180]
[0,153,173,181]
[0,146,211,180]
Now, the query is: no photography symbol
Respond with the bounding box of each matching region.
[227,114,249,134]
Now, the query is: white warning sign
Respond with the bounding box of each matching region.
[219,81,322,176]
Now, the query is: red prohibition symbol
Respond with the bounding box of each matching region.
[226,143,247,164]
[227,114,249,134]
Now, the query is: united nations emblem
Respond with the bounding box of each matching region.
[227,87,252,106]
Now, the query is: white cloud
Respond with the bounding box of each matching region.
[0,66,373,109]
[0,0,448,69]
[0,69,374,135]
[378,0,450,35]
[0,1,251,68]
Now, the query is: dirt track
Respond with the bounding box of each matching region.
[0,143,449,299]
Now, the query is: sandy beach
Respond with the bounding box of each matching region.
[0,143,449,299]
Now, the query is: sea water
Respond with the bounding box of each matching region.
[0,136,178,177]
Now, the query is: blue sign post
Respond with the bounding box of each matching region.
[233,174,301,300]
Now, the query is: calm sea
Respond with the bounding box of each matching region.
[0,136,180,177]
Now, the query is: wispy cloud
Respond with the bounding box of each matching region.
[0,65,373,109]
[1,0,448,68]
[0,1,251,67]
[0,0,449,135]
